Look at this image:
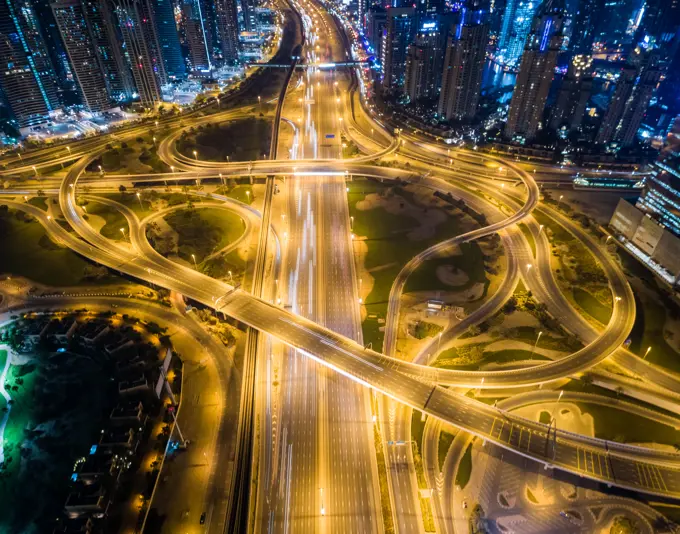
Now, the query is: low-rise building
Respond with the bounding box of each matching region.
[609,154,680,286]
[64,482,112,519]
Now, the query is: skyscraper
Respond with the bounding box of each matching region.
[549,54,593,131]
[496,0,539,67]
[381,6,416,90]
[504,0,565,140]
[0,0,60,127]
[365,6,387,58]
[150,0,186,80]
[82,0,134,101]
[568,0,600,54]
[596,47,663,147]
[215,0,239,63]
[642,0,680,44]
[51,0,111,111]
[404,36,437,101]
[438,10,489,120]
[182,1,210,71]
[114,0,162,107]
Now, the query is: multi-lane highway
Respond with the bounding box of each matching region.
[4,0,680,532]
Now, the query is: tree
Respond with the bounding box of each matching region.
[580,374,594,389]
[36,189,44,197]
[118,185,127,196]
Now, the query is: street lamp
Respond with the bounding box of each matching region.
[531,331,543,360]
[228,270,233,281]
[66,146,71,155]
[32,165,38,177]
[246,190,251,202]
[526,263,532,272]
[120,227,126,238]
[193,150,198,160]
[136,192,143,210]
[191,253,197,269]
[643,346,652,360]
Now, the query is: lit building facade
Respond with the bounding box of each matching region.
[51,0,111,112]
[83,0,134,101]
[404,22,440,101]
[609,156,680,285]
[114,0,163,107]
[550,54,593,131]
[381,7,415,90]
[504,0,565,140]
[215,0,239,63]
[0,0,60,127]
[150,0,185,80]
[496,0,538,67]
[596,47,663,147]
[438,9,489,121]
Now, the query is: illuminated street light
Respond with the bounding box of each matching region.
[119,227,126,238]
[643,346,652,360]
[191,253,197,269]
[193,150,198,160]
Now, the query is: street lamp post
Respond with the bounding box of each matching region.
[193,150,198,160]
[136,192,143,210]
[119,227,126,239]
[643,346,652,361]
[531,331,543,360]
[191,253,198,269]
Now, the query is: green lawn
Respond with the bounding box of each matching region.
[575,403,680,445]
[98,192,154,218]
[26,197,48,211]
[0,211,121,285]
[177,118,272,162]
[573,287,612,325]
[456,443,473,489]
[82,201,129,240]
[349,182,468,350]
[433,346,549,371]
[438,431,455,472]
[165,207,246,264]
[227,185,255,205]
[411,408,426,449]
[518,223,536,257]
[627,294,680,373]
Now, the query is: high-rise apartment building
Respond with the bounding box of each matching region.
[365,6,387,58]
[51,0,111,111]
[82,0,134,101]
[0,0,60,127]
[550,54,593,131]
[404,34,438,101]
[215,0,239,63]
[504,0,565,140]
[596,47,663,147]
[150,0,185,80]
[496,0,539,67]
[381,7,416,90]
[438,10,489,120]
[569,0,599,54]
[114,0,162,107]
[182,1,210,71]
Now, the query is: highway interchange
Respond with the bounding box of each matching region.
[3,0,680,532]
